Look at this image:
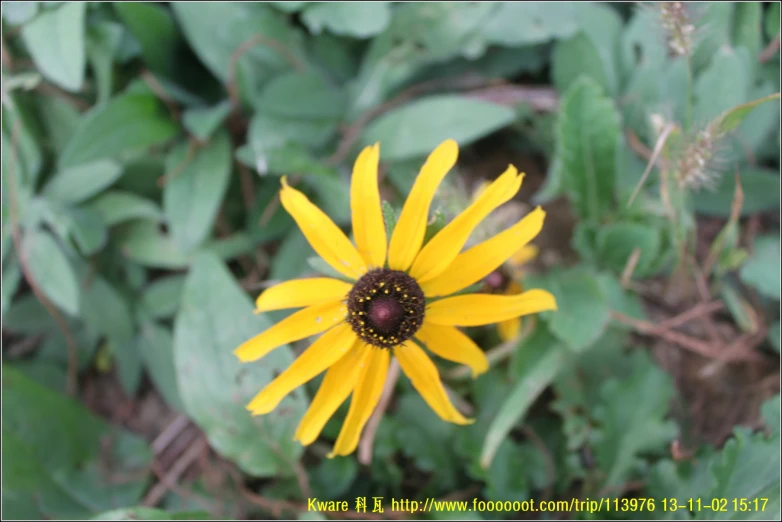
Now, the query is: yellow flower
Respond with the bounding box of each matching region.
[234,139,557,457]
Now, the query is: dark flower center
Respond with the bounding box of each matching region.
[482,269,511,294]
[347,268,425,349]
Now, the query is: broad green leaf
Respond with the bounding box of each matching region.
[732,2,763,75]
[692,167,780,217]
[740,234,781,301]
[111,337,144,399]
[21,227,79,316]
[480,327,569,468]
[114,2,182,74]
[2,1,39,25]
[552,32,609,95]
[67,206,107,255]
[140,275,187,319]
[2,366,152,519]
[118,220,190,269]
[86,22,123,106]
[361,95,515,162]
[761,395,780,435]
[597,272,647,324]
[555,77,620,221]
[694,47,750,124]
[42,159,123,204]
[173,254,306,477]
[271,229,315,281]
[691,3,735,72]
[139,321,185,412]
[301,2,391,38]
[544,266,611,352]
[712,93,781,136]
[182,101,232,142]
[594,351,678,489]
[163,131,232,252]
[596,221,663,277]
[60,93,178,168]
[86,190,162,226]
[91,507,211,520]
[310,455,358,499]
[481,3,577,46]
[766,3,781,39]
[20,2,86,91]
[35,95,82,154]
[695,428,780,520]
[256,70,346,119]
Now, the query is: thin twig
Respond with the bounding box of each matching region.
[759,34,780,63]
[698,326,769,378]
[628,123,676,206]
[359,359,400,465]
[152,414,191,455]
[466,84,559,111]
[658,300,724,330]
[236,160,256,211]
[33,81,91,111]
[620,248,641,288]
[6,120,79,395]
[143,437,209,507]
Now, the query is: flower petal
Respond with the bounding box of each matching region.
[410,166,523,283]
[255,278,351,312]
[280,177,367,280]
[509,244,539,268]
[395,340,473,425]
[415,322,488,378]
[329,347,390,457]
[234,300,347,363]
[425,289,557,326]
[294,341,368,445]
[497,318,521,342]
[351,144,387,269]
[420,206,545,296]
[388,140,458,271]
[246,323,357,415]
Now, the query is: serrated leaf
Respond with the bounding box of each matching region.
[257,70,346,119]
[42,159,123,204]
[164,131,232,252]
[594,352,678,489]
[60,93,178,168]
[139,321,185,412]
[118,220,190,269]
[555,77,620,221]
[301,2,391,38]
[21,227,79,316]
[2,366,152,519]
[140,275,186,319]
[182,101,232,142]
[544,266,610,352]
[86,190,162,226]
[480,327,568,469]
[361,95,515,162]
[173,254,306,477]
[740,234,781,300]
[713,93,781,136]
[20,3,86,91]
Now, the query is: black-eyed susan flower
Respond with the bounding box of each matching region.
[234,139,557,457]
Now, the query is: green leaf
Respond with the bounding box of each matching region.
[766,2,781,39]
[140,275,186,320]
[91,507,211,520]
[596,221,663,278]
[381,200,399,240]
[86,21,123,104]
[60,93,178,168]
[113,2,182,75]
[163,131,232,252]
[555,77,620,221]
[712,93,781,136]
[173,254,306,477]
[42,159,123,204]
[481,3,577,46]
[769,321,781,354]
[271,230,315,281]
[139,321,185,412]
[594,351,678,490]
[118,220,190,269]
[20,3,86,92]
[182,101,232,142]
[35,95,82,154]
[86,190,162,226]
[544,266,611,352]
[67,207,108,255]
[21,227,79,316]
[761,395,780,436]
[480,327,568,469]
[732,2,763,74]
[1,252,22,318]
[361,95,515,162]
[694,47,750,124]
[301,2,391,38]
[552,32,609,95]
[2,1,39,26]
[740,234,781,301]
[692,167,780,217]
[257,70,346,119]
[2,366,152,519]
